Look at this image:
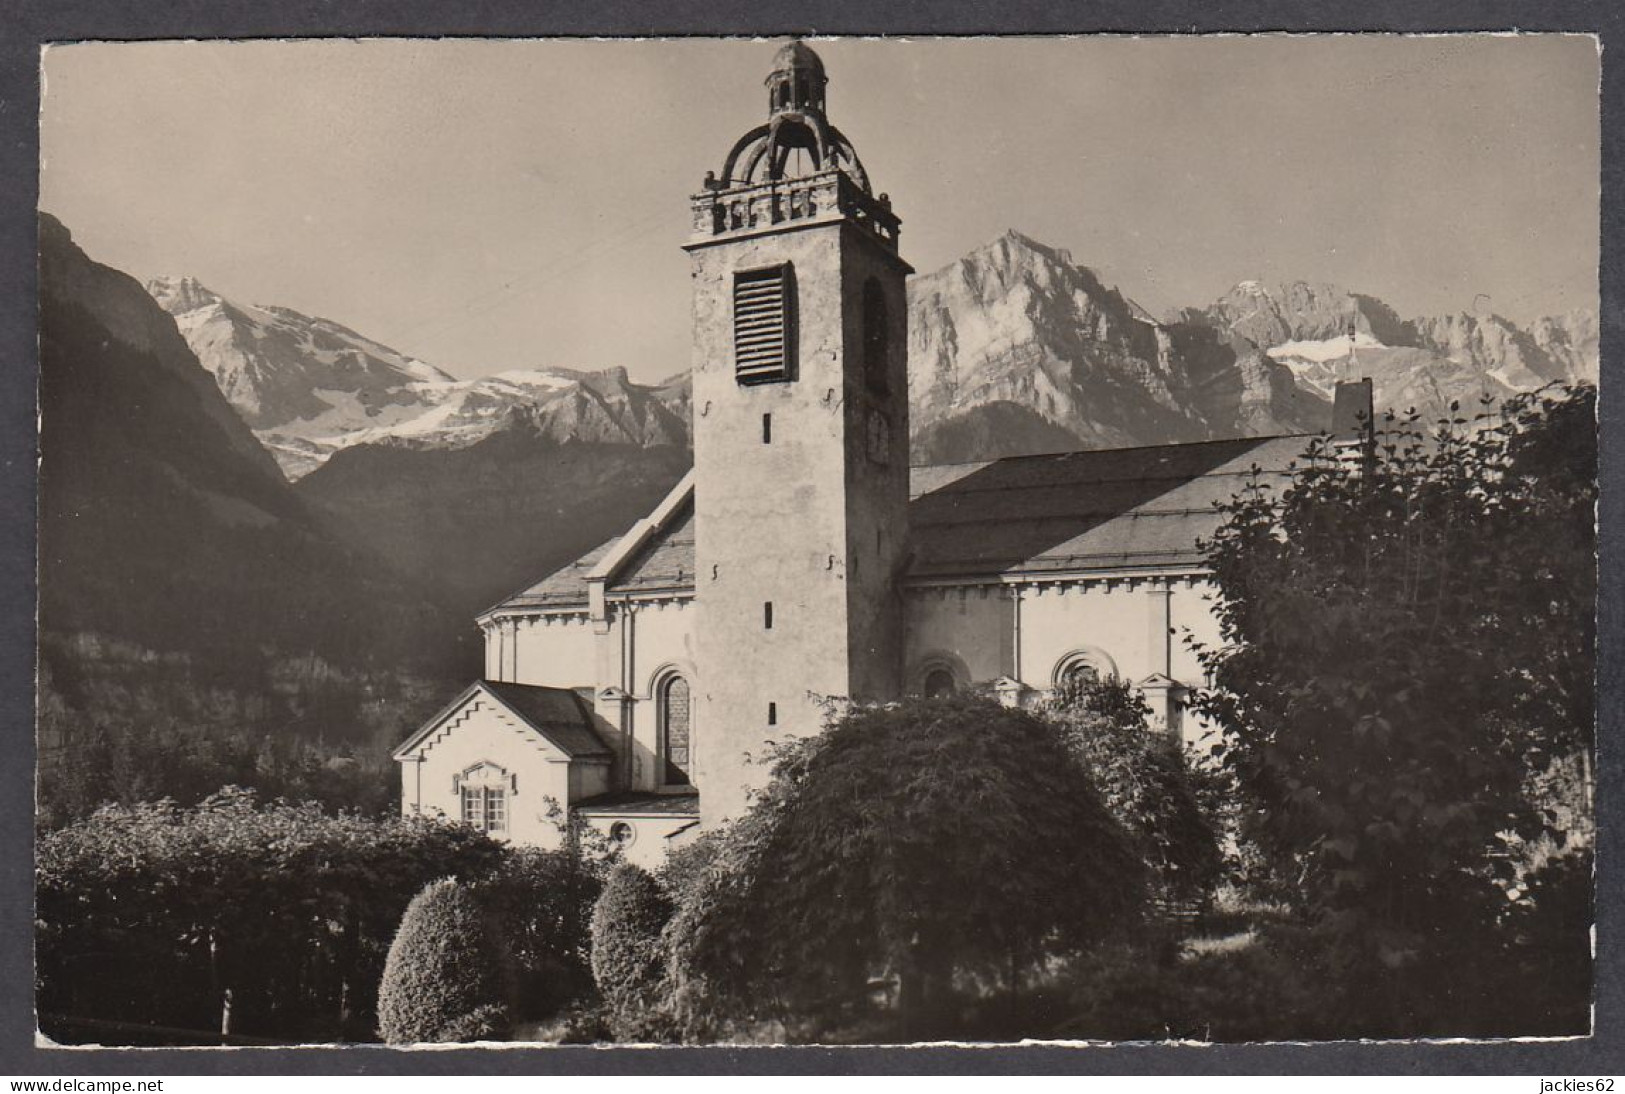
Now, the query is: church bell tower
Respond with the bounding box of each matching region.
[686,42,913,825]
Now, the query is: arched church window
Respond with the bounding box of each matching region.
[862,278,889,396]
[1062,661,1100,688]
[923,668,957,699]
[661,674,692,786]
[1052,648,1118,694]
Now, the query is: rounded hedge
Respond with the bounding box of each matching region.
[670,694,1149,1032]
[589,862,675,1037]
[377,877,514,1044]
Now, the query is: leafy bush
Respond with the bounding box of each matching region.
[36,790,507,1043]
[475,844,605,1022]
[1044,677,1222,901]
[656,829,723,911]
[589,863,676,1039]
[377,878,515,1044]
[431,1003,514,1043]
[666,695,1148,1040]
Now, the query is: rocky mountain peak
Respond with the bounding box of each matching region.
[1199,279,1415,350]
[145,275,223,316]
[909,230,1261,463]
[1409,310,1565,389]
[1527,309,1599,385]
[565,366,635,397]
[937,228,1113,311]
[990,228,1075,268]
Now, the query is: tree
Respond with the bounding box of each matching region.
[665,695,1147,1039]
[377,878,515,1044]
[1044,677,1221,902]
[589,863,676,1039]
[1195,385,1595,1032]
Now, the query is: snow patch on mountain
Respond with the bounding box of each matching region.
[1267,331,1386,364]
[1265,332,1388,398]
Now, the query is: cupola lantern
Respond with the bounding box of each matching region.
[767,40,828,117]
[715,40,873,193]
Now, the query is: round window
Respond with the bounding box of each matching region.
[608,821,636,849]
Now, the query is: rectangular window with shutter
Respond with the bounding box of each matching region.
[734,264,795,384]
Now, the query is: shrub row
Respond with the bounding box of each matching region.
[37,791,606,1044]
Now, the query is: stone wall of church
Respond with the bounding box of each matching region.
[593,598,699,793]
[1017,581,1161,686]
[903,575,1221,747]
[903,585,1014,685]
[1168,579,1226,747]
[576,813,701,869]
[483,613,597,688]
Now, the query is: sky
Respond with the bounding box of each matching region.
[39,35,1600,383]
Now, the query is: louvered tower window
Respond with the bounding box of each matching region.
[734,265,795,384]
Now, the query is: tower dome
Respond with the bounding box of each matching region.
[715,40,870,192]
[771,39,825,76]
[766,40,827,116]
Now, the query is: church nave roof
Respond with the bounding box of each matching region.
[484,433,1318,613]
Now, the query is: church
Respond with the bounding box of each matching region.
[392,42,1369,866]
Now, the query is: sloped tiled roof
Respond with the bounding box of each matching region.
[394,679,613,761]
[488,434,1318,609]
[489,539,617,612]
[907,435,1311,580]
[481,680,613,758]
[610,500,695,593]
[483,505,694,615]
[575,791,701,816]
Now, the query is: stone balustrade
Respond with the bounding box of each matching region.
[690,169,900,251]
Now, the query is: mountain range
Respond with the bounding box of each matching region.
[146,276,691,480]
[147,229,1598,479]
[911,232,1595,462]
[38,214,460,669]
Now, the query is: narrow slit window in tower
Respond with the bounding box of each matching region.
[768,702,778,726]
[862,278,890,396]
[764,601,774,629]
[763,412,772,443]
